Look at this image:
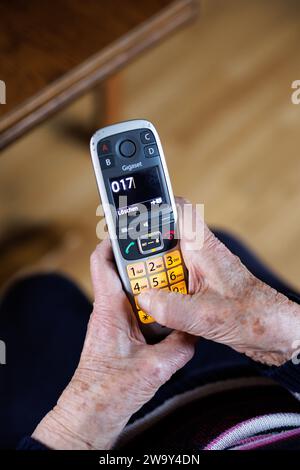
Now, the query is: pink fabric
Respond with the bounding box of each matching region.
[233,427,300,450]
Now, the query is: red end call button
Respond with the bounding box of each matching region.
[97,140,112,156]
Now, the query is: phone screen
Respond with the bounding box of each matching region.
[110,166,167,216]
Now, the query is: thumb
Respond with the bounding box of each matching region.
[137,289,199,333]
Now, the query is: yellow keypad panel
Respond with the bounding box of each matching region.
[149,271,168,289]
[127,262,146,279]
[170,280,187,294]
[164,250,182,269]
[128,249,187,324]
[146,256,164,274]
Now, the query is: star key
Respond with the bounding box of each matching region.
[138,310,155,324]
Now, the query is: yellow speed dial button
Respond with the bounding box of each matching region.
[138,310,155,324]
[170,280,187,294]
[167,265,184,284]
[164,250,182,268]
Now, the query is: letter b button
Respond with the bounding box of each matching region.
[100,156,115,169]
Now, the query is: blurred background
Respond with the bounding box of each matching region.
[1,0,300,297]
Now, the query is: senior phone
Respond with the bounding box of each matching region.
[90,120,188,342]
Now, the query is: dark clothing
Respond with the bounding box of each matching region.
[1,231,300,450]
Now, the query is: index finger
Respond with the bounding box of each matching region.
[90,238,122,298]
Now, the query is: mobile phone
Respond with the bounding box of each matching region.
[90,120,188,342]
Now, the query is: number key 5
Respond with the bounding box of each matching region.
[150,271,168,289]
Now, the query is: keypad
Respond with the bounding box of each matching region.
[127,249,187,324]
[97,128,160,171]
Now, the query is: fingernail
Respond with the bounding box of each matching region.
[137,292,151,311]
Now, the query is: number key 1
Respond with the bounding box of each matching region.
[127,262,146,279]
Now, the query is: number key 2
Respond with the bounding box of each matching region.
[146,256,164,274]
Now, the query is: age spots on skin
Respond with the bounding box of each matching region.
[252,318,265,336]
[79,382,90,392]
[95,403,106,412]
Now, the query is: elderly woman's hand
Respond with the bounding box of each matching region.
[138,200,300,367]
[32,239,195,450]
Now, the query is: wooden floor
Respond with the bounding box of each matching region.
[1,0,300,297]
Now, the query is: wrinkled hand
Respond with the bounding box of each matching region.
[32,239,195,450]
[138,199,300,366]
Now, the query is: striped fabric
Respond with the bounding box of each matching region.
[204,413,300,450]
